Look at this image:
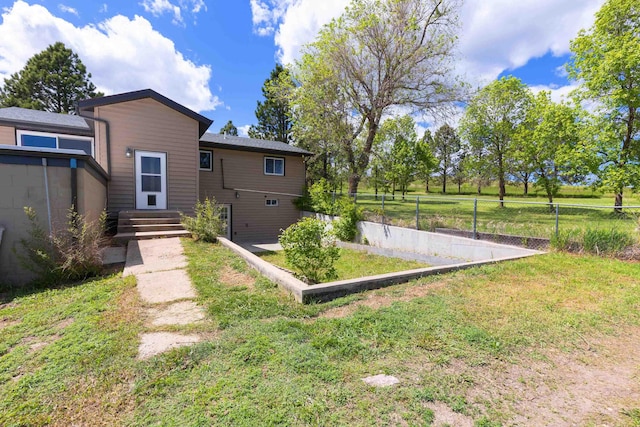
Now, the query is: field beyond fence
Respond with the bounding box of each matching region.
[310,192,640,250]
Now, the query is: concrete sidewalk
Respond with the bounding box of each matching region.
[123,238,204,359]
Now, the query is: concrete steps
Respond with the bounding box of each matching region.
[114,210,190,243]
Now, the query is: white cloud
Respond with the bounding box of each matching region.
[58,4,79,16]
[250,0,605,84]
[237,125,251,137]
[529,83,578,104]
[458,0,605,85]
[140,0,183,25]
[0,1,221,112]
[99,4,108,13]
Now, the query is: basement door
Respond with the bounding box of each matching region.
[220,204,232,240]
[135,151,167,210]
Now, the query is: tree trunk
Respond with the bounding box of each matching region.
[348,174,360,195]
[442,174,446,194]
[477,179,481,195]
[458,182,461,193]
[614,192,623,213]
[425,177,429,193]
[523,180,528,196]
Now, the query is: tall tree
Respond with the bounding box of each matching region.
[248,64,293,143]
[459,76,533,206]
[375,115,419,198]
[568,0,640,209]
[291,0,463,194]
[0,42,102,113]
[415,130,438,193]
[219,120,238,136]
[515,91,582,205]
[432,124,461,193]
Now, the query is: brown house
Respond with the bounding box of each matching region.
[0,89,310,285]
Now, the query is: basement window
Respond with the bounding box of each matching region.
[17,130,94,157]
[265,199,279,207]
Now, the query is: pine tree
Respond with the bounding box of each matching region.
[0,42,102,113]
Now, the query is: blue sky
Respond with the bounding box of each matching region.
[0,0,606,136]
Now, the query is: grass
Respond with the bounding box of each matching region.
[310,184,640,240]
[256,247,429,281]
[2,239,640,425]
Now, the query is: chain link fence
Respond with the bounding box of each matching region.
[324,192,640,250]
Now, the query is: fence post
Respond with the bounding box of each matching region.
[381,194,385,225]
[416,196,420,230]
[555,203,559,238]
[473,198,478,240]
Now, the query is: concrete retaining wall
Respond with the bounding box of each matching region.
[356,221,540,261]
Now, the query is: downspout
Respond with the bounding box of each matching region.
[70,158,78,214]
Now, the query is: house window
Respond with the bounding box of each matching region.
[199,150,212,171]
[265,199,279,207]
[264,156,284,176]
[17,130,94,157]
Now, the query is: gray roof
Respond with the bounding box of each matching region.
[0,107,91,133]
[200,133,312,156]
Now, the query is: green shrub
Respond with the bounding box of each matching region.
[308,178,337,215]
[181,197,226,242]
[279,217,340,284]
[333,197,364,242]
[16,206,107,285]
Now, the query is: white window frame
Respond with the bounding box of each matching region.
[265,199,279,207]
[199,150,213,171]
[264,156,284,176]
[16,130,95,158]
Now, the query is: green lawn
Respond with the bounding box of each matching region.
[257,247,429,281]
[1,239,639,425]
[313,184,640,240]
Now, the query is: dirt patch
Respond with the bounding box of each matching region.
[220,265,255,289]
[0,318,20,330]
[426,402,474,427]
[462,328,640,426]
[316,278,451,319]
[21,334,61,353]
[55,318,75,330]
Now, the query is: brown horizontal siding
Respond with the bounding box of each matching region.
[199,148,305,241]
[0,125,15,145]
[95,98,199,213]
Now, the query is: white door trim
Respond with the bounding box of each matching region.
[135,151,167,210]
[220,204,232,240]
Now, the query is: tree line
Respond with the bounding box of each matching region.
[246,0,638,209]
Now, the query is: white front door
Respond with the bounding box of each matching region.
[135,151,167,210]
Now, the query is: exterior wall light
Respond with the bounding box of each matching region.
[125,147,133,158]
[235,191,240,199]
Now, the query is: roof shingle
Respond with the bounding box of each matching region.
[200,133,312,156]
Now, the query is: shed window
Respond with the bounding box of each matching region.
[199,150,212,171]
[264,157,284,176]
[17,130,93,157]
[265,199,279,206]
